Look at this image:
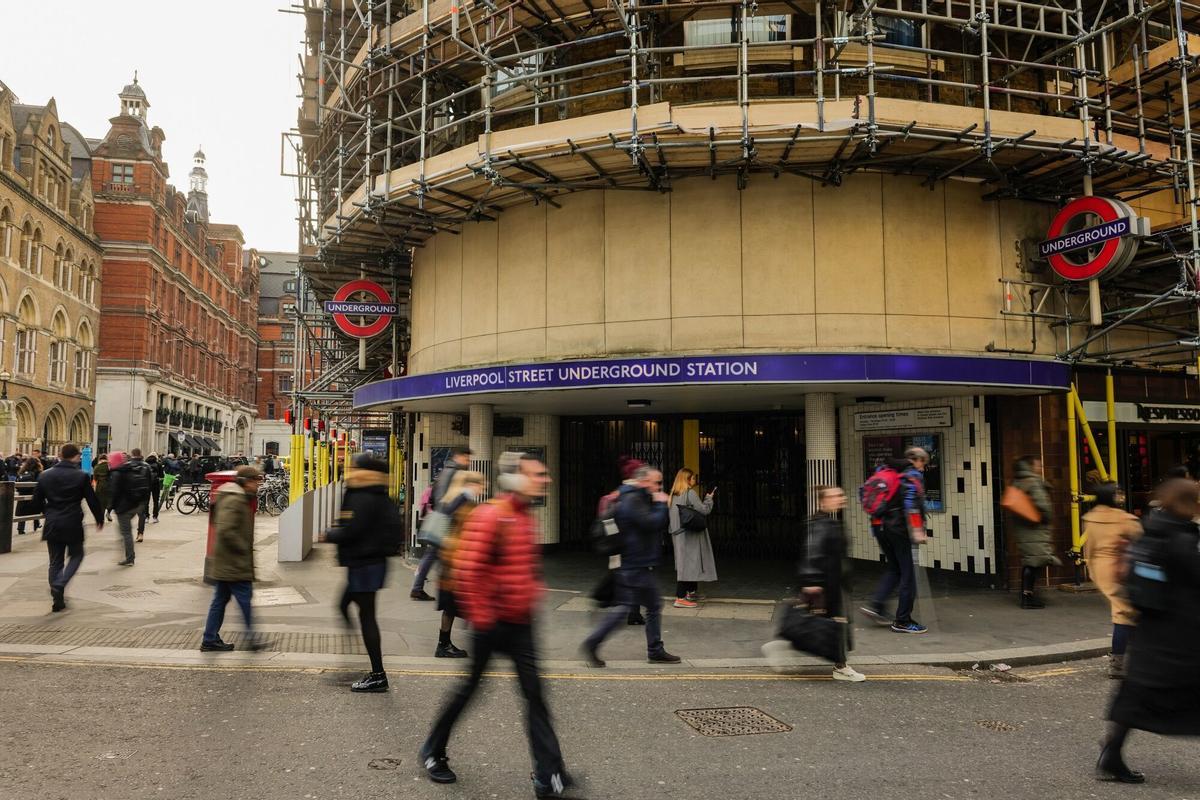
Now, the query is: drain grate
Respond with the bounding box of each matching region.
[107,590,161,600]
[974,719,1019,733]
[675,707,793,737]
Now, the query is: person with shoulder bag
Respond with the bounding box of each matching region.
[430,470,484,659]
[1004,455,1061,609]
[1081,482,1143,678]
[321,454,403,692]
[860,449,930,634]
[667,468,716,608]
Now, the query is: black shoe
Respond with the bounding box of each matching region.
[50,588,65,613]
[351,671,389,692]
[859,605,893,626]
[117,558,134,566]
[581,644,605,668]
[1096,745,1145,783]
[337,602,352,629]
[435,642,468,659]
[648,650,682,664]
[410,590,435,601]
[419,745,457,784]
[532,770,575,798]
[626,612,646,626]
[200,640,235,652]
[245,638,271,652]
[1021,592,1045,609]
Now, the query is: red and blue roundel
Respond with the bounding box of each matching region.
[324,280,398,338]
[1040,196,1142,282]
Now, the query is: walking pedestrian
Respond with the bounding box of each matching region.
[15,457,43,536]
[109,449,153,561]
[1082,483,1143,679]
[1008,455,1060,609]
[432,469,484,659]
[592,456,648,626]
[420,452,572,798]
[200,465,265,652]
[799,486,863,681]
[145,454,164,524]
[860,449,930,634]
[32,444,104,612]
[1096,477,1200,783]
[411,446,471,601]
[667,467,716,608]
[92,453,113,522]
[582,464,682,667]
[321,454,401,691]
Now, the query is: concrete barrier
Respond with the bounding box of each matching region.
[278,480,343,562]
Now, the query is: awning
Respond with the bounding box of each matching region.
[204,437,221,452]
[185,435,205,450]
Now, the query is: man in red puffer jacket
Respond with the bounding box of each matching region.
[420,451,572,799]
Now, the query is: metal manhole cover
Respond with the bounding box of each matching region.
[106,590,160,600]
[675,707,793,737]
[975,719,1019,733]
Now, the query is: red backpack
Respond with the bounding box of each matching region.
[859,466,902,518]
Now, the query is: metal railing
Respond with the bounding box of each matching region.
[0,481,47,554]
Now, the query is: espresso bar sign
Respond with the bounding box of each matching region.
[854,406,953,432]
[1136,404,1200,424]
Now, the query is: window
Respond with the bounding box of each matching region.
[49,339,67,384]
[278,375,293,393]
[75,348,90,391]
[495,55,541,96]
[279,351,294,366]
[281,328,295,342]
[14,328,35,375]
[267,402,276,420]
[112,164,134,184]
[280,300,295,316]
[47,126,56,148]
[684,14,789,45]
[283,280,296,293]
[0,207,11,259]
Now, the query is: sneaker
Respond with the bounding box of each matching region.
[245,637,272,652]
[533,770,575,799]
[151,517,159,523]
[435,642,468,659]
[350,671,389,693]
[410,589,435,601]
[117,558,135,567]
[200,640,235,652]
[673,598,698,608]
[761,639,798,672]
[648,650,682,664]
[859,605,892,626]
[832,665,866,682]
[686,592,705,602]
[419,745,457,784]
[890,621,928,634]
[581,644,605,669]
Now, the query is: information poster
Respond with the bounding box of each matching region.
[861,433,943,512]
[361,429,391,459]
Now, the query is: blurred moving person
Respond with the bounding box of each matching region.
[200,466,265,652]
[1008,455,1060,609]
[432,469,484,659]
[15,457,43,536]
[860,448,929,634]
[412,445,471,601]
[323,454,402,692]
[33,444,104,613]
[421,452,571,799]
[1082,483,1143,679]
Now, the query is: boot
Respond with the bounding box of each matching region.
[1108,654,1126,680]
[1020,591,1045,609]
[435,641,468,658]
[351,671,389,693]
[1096,744,1145,783]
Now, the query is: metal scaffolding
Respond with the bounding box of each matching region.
[285,0,1200,369]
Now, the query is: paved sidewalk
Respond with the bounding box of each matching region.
[0,510,1114,671]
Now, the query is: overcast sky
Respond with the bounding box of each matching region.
[1,1,305,252]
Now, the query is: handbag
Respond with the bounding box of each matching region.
[417,509,450,547]
[776,600,843,662]
[676,503,708,532]
[590,570,617,607]
[1000,485,1041,523]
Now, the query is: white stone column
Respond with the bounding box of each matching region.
[468,404,494,495]
[805,392,838,514]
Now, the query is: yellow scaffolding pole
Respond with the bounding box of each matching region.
[306,432,314,493]
[289,434,304,502]
[1067,388,1081,554]
[1071,390,1109,483]
[1106,371,1118,485]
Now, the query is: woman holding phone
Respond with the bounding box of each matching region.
[668,468,717,608]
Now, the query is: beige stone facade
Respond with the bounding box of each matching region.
[0,83,101,455]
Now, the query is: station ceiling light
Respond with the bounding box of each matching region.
[626,399,651,408]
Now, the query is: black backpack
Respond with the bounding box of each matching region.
[589,492,623,556]
[1124,530,1171,613]
[125,463,153,504]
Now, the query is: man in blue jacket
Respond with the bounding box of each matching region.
[860,448,929,634]
[582,464,681,667]
[33,444,104,612]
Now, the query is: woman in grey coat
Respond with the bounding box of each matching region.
[1009,455,1061,609]
[668,468,716,608]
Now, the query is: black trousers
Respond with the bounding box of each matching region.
[425,622,564,783]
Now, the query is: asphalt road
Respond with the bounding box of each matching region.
[0,657,1196,800]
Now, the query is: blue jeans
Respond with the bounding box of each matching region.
[411,546,438,592]
[203,581,253,644]
[584,567,665,656]
[47,540,84,591]
[871,531,916,624]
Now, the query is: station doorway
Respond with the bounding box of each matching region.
[559,413,808,558]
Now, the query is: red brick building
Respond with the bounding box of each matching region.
[90,77,258,456]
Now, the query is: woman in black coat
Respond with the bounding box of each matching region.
[16,457,43,535]
[1098,477,1200,783]
[321,454,401,694]
[796,486,864,682]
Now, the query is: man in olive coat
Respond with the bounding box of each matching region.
[200,465,263,652]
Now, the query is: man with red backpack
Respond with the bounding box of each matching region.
[859,447,930,634]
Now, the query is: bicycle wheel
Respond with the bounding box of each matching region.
[177,492,198,515]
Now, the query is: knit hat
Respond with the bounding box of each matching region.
[235,465,263,481]
[108,451,127,470]
[617,455,645,481]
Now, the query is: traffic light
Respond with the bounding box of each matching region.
[284,409,293,425]
[303,417,311,431]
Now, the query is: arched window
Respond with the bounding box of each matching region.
[19,222,32,270]
[53,242,65,289]
[43,405,67,454]
[74,319,93,392]
[46,125,56,148]
[0,205,11,260]
[14,400,35,450]
[15,294,38,376]
[62,247,74,292]
[32,228,43,274]
[69,410,90,445]
[49,310,69,384]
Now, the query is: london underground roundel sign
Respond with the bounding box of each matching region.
[324,280,399,338]
[1039,196,1143,282]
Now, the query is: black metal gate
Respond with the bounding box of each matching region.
[558,413,806,558]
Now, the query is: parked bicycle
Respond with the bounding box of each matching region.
[257,476,289,516]
[176,483,211,515]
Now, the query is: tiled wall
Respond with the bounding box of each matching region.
[840,395,997,576]
[411,411,561,544]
